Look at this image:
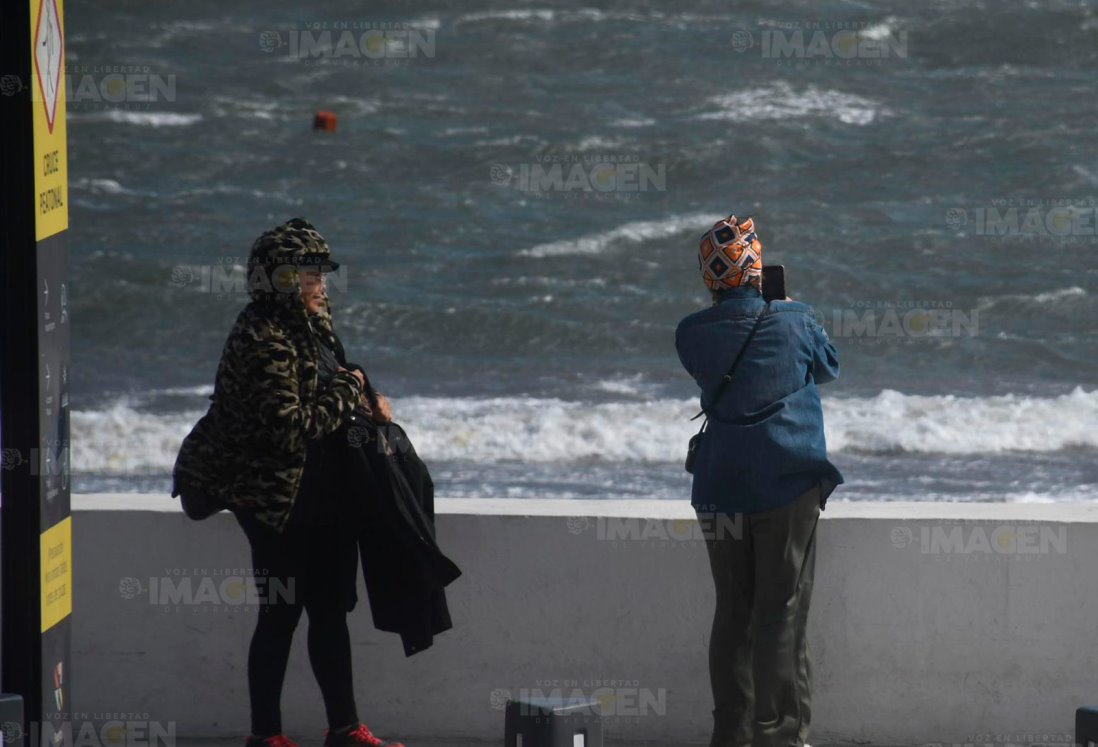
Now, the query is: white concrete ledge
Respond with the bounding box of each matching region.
[74,493,1098,521]
[69,494,1098,745]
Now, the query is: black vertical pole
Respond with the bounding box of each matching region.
[0,0,72,745]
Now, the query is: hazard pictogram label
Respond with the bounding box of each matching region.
[30,0,67,240]
[34,0,63,133]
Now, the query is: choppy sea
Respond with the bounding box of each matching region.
[66,0,1098,502]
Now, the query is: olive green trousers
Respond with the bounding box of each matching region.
[698,483,821,747]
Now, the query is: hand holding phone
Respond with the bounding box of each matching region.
[762,265,786,302]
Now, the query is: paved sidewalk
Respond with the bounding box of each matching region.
[175,740,868,747]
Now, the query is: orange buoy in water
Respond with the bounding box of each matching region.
[313,110,338,132]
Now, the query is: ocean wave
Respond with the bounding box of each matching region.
[824,387,1098,454]
[472,134,546,147]
[71,178,140,196]
[71,403,200,475]
[406,16,442,30]
[72,397,697,474]
[457,9,557,23]
[442,125,490,137]
[859,17,900,41]
[1033,286,1087,303]
[153,385,215,397]
[574,135,627,151]
[454,9,638,25]
[207,96,283,121]
[588,374,659,397]
[69,110,203,127]
[976,286,1088,311]
[166,184,300,204]
[445,8,721,27]
[519,212,712,258]
[698,82,885,126]
[997,489,1095,503]
[69,388,1098,475]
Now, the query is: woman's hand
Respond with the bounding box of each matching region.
[370,394,393,424]
[338,367,366,390]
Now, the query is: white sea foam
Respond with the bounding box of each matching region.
[71,178,137,196]
[453,8,653,26]
[977,286,1088,311]
[456,9,557,23]
[1032,286,1087,303]
[69,110,203,127]
[520,212,712,258]
[698,82,884,126]
[859,18,899,41]
[1002,488,1098,503]
[208,96,282,121]
[70,388,1098,476]
[165,184,302,207]
[823,387,1098,454]
[442,126,490,137]
[473,134,544,147]
[574,135,626,151]
[154,385,215,397]
[71,402,201,475]
[589,374,656,397]
[407,16,442,30]
[612,117,656,128]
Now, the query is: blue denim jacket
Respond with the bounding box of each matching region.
[676,286,843,514]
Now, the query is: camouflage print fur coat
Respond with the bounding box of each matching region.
[172,287,363,532]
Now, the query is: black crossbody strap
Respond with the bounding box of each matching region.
[689,302,770,422]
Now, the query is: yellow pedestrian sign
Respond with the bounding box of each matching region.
[31,0,67,240]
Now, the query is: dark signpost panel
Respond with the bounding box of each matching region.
[1,0,73,745]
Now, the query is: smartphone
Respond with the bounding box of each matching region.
[762,265,786,302]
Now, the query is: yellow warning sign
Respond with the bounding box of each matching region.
[31,0,68,241]
[41,516,72,632]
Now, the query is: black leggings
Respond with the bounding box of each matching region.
[235,509,361,736]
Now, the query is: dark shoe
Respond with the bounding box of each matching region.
[323,724,405,747]
[245,736,300,747]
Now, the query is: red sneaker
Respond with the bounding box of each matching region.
[245,736,299,747]
[323,723,405,747]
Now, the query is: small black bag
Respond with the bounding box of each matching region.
[685,304,769,474]
[684,421,708,474]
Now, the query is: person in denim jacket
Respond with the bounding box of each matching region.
[676,215,842,747]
